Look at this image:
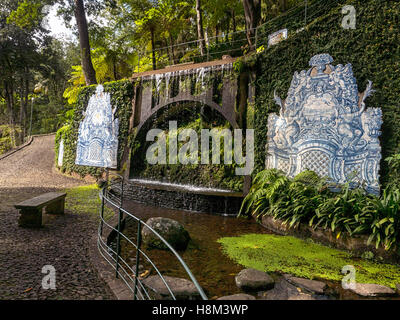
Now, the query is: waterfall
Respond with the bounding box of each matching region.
[155,73,162,96]
[130,178,235,194]
[165,72,171,98]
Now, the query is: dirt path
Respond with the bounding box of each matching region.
[0,135,114,300]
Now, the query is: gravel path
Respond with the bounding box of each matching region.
[0,135,114,300]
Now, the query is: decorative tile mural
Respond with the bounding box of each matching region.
[75,85,119,169]
[266,54,382,194]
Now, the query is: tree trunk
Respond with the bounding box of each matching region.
[150,27,157,70]
[280,0,289,12]
[237,71,249,130]
[74,0,97,85]
[4,81,16,146]
[232,9,237,33]
[169,34,176,65]
[226,16,230,41]
[242,0,261,50]
[19,77,28,139]
[165,38,172,65]
[113,57,117,81]
[195,0,206,56]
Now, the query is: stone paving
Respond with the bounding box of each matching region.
[0,135,114,300]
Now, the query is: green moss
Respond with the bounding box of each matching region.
[65,184,114,221]
[218,234,400,288]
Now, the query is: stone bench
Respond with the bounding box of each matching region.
[15,192,67,228]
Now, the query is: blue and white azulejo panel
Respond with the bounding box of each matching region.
[266,54,382,195]
[75,85,119,169]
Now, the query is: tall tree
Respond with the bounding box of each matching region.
[195,0,206,56]
[74,0,97,85]
[242,0,261,49]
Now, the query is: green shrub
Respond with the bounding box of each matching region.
[0,136,12,155]
[241,169,400,250]
[0,125,22,155]
[240,169,330,226]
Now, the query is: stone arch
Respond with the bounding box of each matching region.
[135,98,239,137]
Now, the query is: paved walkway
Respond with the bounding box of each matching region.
[0,135,114,299]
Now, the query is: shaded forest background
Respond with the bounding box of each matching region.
[0,0,302,154]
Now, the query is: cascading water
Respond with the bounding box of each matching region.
[130,178,238,195]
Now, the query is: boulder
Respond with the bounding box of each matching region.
[349,283,395,297]
[217,293,256,300]
[284,275,327,294]
[142,217,190,251]
[258,278,332,300]
[235,268,275,292]
[141,275,201,300]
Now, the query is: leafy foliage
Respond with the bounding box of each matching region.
[0,125,22,155]
[241,169,400,251]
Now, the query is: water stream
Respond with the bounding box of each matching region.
[119,200,271,299]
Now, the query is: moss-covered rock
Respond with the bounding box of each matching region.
[218,233,400,289]
[142,217,190,251]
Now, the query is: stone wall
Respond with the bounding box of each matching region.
[122,182,243,216]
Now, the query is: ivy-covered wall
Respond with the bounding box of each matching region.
[55,80,133,178]
[253,0,400,187]
[130,102,244,191]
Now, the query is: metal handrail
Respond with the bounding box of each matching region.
[97,174,208,300]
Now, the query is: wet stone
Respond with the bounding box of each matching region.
[235,268,275,292]
[258,278,333,300]
[350,283,396,297]
[142,275,201,300]
[284,275,327,294]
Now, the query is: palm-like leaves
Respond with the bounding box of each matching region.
[240,169,400,251]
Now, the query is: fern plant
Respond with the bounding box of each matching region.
[240,169,329,227]
[363,188,400,250]
[240,169,400,251]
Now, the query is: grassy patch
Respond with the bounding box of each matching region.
[65,184,114,221]
[218,234,400,289]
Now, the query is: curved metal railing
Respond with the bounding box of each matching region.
[97,174,208,300]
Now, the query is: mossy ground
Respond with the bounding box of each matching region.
[65,184,114,221]
[218,234,400,289]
